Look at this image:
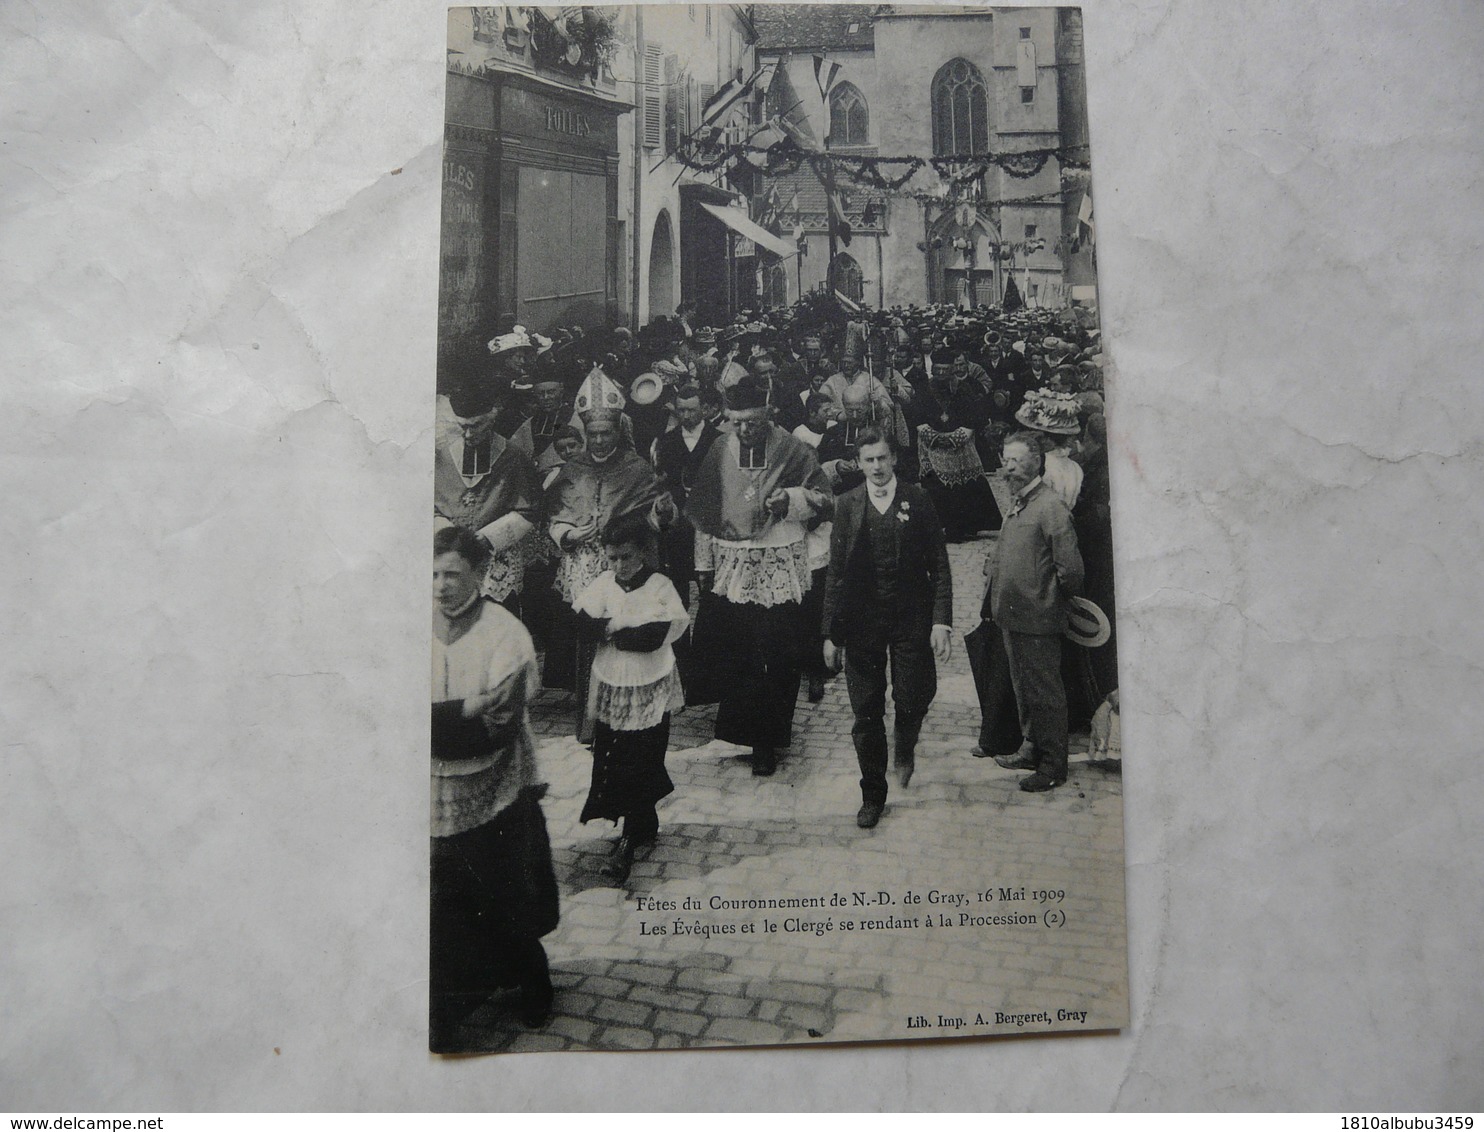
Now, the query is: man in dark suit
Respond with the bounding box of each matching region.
[651,382,721,600]
[822,427,954,828]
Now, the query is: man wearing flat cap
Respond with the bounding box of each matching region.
[686,375,833,777]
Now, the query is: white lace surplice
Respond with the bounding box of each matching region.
[574,571,689,731]
[697,516,815,608]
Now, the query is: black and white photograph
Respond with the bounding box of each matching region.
[8,0,1484,1112]
[432,3,1127,1054]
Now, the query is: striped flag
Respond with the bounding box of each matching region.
[813,54,841,100]
[701,65,764,126]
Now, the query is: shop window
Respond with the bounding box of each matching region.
[498,163,518,323]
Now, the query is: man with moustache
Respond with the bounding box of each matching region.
[983,432,1085,792]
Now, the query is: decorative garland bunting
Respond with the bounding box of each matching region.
[668,132,1090,186]
[834,155,926,190]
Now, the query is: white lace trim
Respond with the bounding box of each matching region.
[918,425,985,487]
[591,669,684,732]
[480,532,541,602]
[557,542,607,605]
[710,539,812,608]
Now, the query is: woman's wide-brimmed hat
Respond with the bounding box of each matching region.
[1064,596,1111,648]
[1015,389,1083,435]
[487,326,536,356]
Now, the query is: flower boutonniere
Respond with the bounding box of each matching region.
[896,498,911,523]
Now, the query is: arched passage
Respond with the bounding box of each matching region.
[648,211,675,321]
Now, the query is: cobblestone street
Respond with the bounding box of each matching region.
[451,531,1127,1053]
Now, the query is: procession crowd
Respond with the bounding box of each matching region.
[429,295,1118,1047]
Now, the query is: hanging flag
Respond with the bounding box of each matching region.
[702,65,764,126]
[756,59,778,96]
[758,185,782,229]
[1077,189,1095,243]
[827,188,853,247]
[813,54,841,101]
[1003,275,1024,312]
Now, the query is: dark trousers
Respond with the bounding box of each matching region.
[660,518,698,603]
[1000,627,1068,779]
[800,567,831,680]
[625,804,659,845]
[845,614,937,805]
[713,598,804,751]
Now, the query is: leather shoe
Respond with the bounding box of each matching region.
[970,746,994,759]
[751,748,777,777]
[515,981,554,1029]
[995,751,1039,770]
[603,836,636,882]
[897,761,915,788]
[1019,771,1066,793]
[856,801,884,829]
[807,674,825,702]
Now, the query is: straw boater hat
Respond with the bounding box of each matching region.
[1064,597,1111,648]
[629,372,664,406]
[1015,389,1082,435]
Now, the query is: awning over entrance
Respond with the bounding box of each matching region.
[698,202,798,259]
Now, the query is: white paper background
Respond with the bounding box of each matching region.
[3,0,1482,1111]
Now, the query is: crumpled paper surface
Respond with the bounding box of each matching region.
[3,0,1482,1112]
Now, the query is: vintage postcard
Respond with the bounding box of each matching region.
[432,3,1125,1053]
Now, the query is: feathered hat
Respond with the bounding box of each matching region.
[1015,389,1082,436]
[487,325,536,356]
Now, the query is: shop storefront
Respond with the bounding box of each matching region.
[440,65,626,368]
